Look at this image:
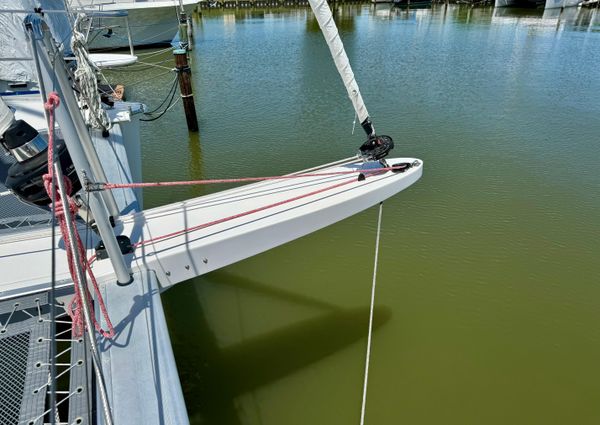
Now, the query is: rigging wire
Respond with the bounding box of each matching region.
[134,60,175,71]
[83,166,93,423]
[360,202,384,425]
[136,46,174,57]
[49,83,58,425]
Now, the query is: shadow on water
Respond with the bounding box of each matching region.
[163,272,391,425]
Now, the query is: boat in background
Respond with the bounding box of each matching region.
[69,0,199,50]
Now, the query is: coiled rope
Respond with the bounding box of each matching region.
[71,14,112,131]
[43,92,115,339]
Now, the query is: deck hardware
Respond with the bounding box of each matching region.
[95,235,134,260]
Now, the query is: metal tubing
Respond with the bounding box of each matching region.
[125,17,134,57]
[38,27,120,218]
[27,19,131,284]
[54,162,114,425]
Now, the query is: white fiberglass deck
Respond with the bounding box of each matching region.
[98,269,188,425]
[0,158,422,298]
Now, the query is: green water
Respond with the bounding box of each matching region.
[107,5,600,424]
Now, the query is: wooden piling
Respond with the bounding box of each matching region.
[173,49,199,132]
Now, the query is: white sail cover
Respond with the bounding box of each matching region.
[308,0,370,126]
[0,1,72,82]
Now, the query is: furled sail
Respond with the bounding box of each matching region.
[307,0,375,137]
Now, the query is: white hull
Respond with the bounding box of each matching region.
[78,0,198,50]
[0,158,422,298]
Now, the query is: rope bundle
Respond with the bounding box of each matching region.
[43,92,115,339]
[71,14,112,132]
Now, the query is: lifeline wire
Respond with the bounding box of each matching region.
[360,202,384,425]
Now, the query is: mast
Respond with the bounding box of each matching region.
[307,0,375,137]
[26,14,132,285]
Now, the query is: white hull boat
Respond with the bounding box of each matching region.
[73,0,199,50]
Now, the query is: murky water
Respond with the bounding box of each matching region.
[107,4,600,424]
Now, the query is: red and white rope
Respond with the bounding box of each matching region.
[43,92,115,339]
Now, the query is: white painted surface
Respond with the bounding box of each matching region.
[98,269,189,425]
[0,158,423,298]
[89,53,138,68]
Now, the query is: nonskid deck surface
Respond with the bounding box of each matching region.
[0,157,422,297]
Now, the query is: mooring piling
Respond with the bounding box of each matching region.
[178,10,191,50]
[173,49,199,132]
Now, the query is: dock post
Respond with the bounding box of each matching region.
[173,49,199,132]
[178,10,190,50]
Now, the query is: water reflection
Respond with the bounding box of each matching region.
[383,3,599,31]
[496,6,600,31]
[151,4,600,425]
[163,273,391,424]
[200,4,600,34]
[306,4,357,32]
[491,5,590,31]
[187,131,206,198]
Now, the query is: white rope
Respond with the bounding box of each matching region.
[71,14,112,131]
[360,202,384,425]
